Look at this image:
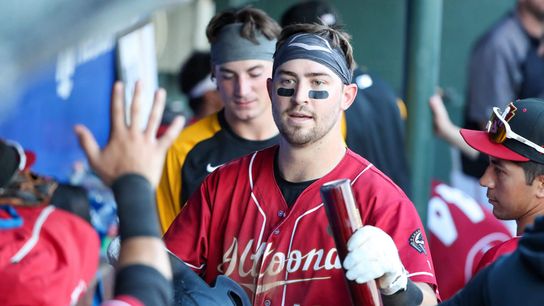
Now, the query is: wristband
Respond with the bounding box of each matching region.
[111,174,160,239]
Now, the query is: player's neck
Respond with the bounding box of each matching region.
[225,109,278,141]
[516,202,544,235]
[277,132,346,183]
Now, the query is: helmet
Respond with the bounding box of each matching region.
[170,251,251,306]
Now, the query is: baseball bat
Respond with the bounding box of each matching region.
[320,179,382,306]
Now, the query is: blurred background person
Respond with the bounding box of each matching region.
[156,7,281,233]
[457,0,544,210]
[178,51,222,125]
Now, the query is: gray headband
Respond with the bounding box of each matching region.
[273,33,351,84]
[211,23,276,65]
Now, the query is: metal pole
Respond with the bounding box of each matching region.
[404,0,443,225]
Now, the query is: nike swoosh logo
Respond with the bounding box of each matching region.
[206,163,223,173]
[288,42,332,53]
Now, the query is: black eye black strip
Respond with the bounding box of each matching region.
[308,90,329,99]
[277,88,295,97]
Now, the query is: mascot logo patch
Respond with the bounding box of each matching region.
[409,229,426,254]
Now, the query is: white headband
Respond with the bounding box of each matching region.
[189,74,216,99]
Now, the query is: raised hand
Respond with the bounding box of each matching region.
[75,81,184,187]
[429,94,455,139]
[429,94,478,159]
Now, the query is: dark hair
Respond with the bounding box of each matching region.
[178,51,211,95]
[276,23,355,74]
[280,0,340,27]
[517,160,544,185]
[178,51,211,114]
[206,7,281,44]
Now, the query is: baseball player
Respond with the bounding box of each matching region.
[430,96,544,276]
[156,7,281,233]
[280,0,411,196]
[458,98,544,273]
[164,23,439,305]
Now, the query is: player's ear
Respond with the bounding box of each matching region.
[535,174,544,198]
[267,78,274,101]
[341,83,357,111]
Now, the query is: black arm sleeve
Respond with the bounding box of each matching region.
[111,174,161,239]
[381,279,423,306]
[114,264,172,306]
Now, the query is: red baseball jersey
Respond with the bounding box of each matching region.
[165,146,437,305]
[473,236,519,275]
[427,181,513,299]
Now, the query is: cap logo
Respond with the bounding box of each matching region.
[488,102,517,136]
[504,102,517,122]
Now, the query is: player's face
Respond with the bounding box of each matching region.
[521,0,544,19]
[480,157,540,221]
[268,59,354,146]
[214,60,273,123]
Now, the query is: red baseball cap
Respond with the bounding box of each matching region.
[0,205,100,305]
[460,98,544,164]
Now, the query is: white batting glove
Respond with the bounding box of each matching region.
[343,226,408,296]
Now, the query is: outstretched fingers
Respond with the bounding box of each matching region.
[110,82,126,137]
[157,115,185,152]
[144,88,167,139]
[129,81,143,132]
[74,124,100,169]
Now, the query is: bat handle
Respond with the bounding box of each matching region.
[321,179,383,306]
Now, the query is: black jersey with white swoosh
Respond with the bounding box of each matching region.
[157,110,279,232]
[181,111,279,205]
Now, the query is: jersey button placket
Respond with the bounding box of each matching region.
[264,299,272,306]
[277,210,286,218]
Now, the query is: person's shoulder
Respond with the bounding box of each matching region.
[351,67,401,119]
[474,237,519,274]
[346,150,408,196]
[179,112,221,140]
[474,11,527,52]
[353,67,396,98]
[487,237,520,258]
[170,112,221,151]
[206,146,277,180]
